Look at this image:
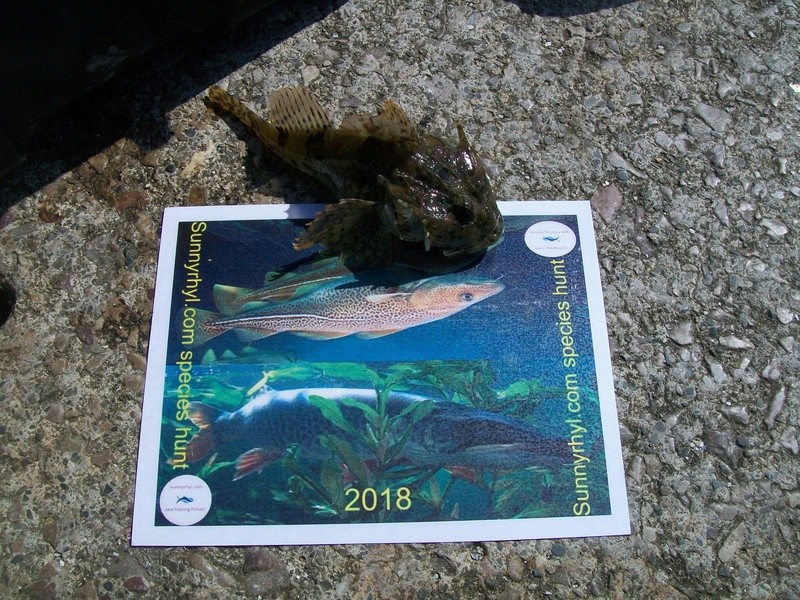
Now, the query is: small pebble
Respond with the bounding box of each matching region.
[766,130,783,142]
[717,81,736,99]
[719,335,753,350]
[607,151,645,178]
[591,184,623,223]
[720,405,750,425]
[694,102,733,132]
[713,202,730,226]
[669,321,694,346]
[764,386,785,429]
[188,186,208,206]
[718,522,746,563]
[114,190,149,211]
[301,64,320,85]
[654,131,673,150]
[780,427,799,455]
[760,218,788,237]
[506,555,526,582]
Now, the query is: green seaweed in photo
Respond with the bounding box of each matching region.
[157,360,598,525]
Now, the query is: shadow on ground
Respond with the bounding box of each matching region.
[0,0,344,216]
[510,0,638,16]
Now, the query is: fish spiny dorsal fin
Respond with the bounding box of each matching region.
[338,99,418,148]
[268,87,332,133]
[456,123,470,149]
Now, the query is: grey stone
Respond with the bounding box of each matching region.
[607,151,645,178]
[654,131,672,150]
[694,103,733,132]
[591,184,623,223]
[764,386,786,429]
[760,218,788,237]
[719,335,753,350]
[669,321,694,346]
[718,522,746,563]
[720,405,750,425]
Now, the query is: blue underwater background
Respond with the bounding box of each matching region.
[156,214,611,526]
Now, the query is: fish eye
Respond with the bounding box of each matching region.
[461,292,474,302]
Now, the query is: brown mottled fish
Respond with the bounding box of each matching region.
[206,85,504,266]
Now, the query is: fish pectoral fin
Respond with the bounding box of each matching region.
[183,429,215,463]
[213,284,255,316]
[443,465,481,484]
[292,331,351,340]
[268,87,332,134]
[363,292,410,303]
[293,199,401,267]
[235,329,277,342]
[293,198,376,252]
[356,329,402,339]
[233,448,283,481]
[183,402,226,463]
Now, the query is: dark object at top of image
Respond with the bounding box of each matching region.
[0,278,15,328]
[0,1,292,180]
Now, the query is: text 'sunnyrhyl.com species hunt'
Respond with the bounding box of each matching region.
[206,85,504,266]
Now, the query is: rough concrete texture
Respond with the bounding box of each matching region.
[1,0,798,597]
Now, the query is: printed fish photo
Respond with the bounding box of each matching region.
[151,208,613,528]
[157,360,608,526]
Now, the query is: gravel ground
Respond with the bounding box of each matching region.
[1,0,798,597]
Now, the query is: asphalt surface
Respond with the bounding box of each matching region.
[0,0,798,597]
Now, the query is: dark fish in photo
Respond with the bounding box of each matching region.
[184,387,572,480]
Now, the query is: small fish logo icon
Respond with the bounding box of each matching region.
[543,236,560,242]
[176,496,194,504]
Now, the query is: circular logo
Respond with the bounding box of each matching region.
[524,221,577,257]
[159,475,212,526]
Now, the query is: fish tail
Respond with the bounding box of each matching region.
[184,402,224,462]
[207,85,280,153]
[293,198,399,267]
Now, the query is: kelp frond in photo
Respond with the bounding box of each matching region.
[493,468,560,519]
[385,359,497,407]
[296,371,437,521]
[162,361,582,523]
[272,445,345,518]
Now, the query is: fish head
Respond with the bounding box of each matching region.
[406,276,505,312]
[378,126,504,256]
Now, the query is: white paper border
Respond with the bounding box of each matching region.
[131,201,630,546]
